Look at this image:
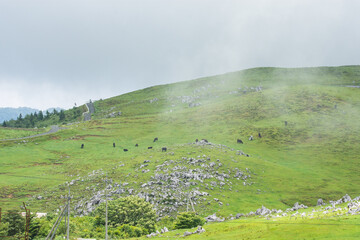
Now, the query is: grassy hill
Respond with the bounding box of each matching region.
[0,66,359,238]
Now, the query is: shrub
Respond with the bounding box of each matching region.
[112,224,145,238]
[94,196,156,233]
[2,210,24,236]
[174,212,205,229]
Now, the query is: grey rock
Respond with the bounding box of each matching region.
[317,198,325,206]
[205,213,224,222]
[342,194,352,203]
[255,206,271,216]
[195,226,205,234]
[235,213,244,219]
[161,227,169,233]
[184,231,193,236]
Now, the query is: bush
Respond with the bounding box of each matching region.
[174,212,205,229]
[112,224,145,238]
[2,210,24,236]
[94,196,156,233]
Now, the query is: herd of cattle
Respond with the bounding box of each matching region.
[80,130,267,152]
[78,121,293,152]
[80,137,167,152]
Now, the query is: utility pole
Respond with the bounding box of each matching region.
[105,173,108,240]
[23,203,30,240]
[67,186,70,240]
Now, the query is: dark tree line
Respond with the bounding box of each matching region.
[2,107,83,128]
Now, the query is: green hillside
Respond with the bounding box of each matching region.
[0,66,360,238]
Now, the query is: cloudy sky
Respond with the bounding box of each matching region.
[0,0,359,110]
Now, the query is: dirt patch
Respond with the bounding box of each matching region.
[32,162,48,166]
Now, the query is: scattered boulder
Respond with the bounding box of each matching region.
[149,98,158,103]
[107,111,122,118]
[194,226,205,234]
[183,231,193,237]
[161,227,169,233]
[292,202,308,211]
[205,213,224,222]
[255,206,271,216]
[317,198,325,206]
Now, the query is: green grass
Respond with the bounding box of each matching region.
[0,66,359,238]
[0,126,48,139]
[148,215,360,240]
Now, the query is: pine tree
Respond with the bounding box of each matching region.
[38,111,44,121]
[59,110,65,121]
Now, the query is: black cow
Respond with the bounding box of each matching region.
[195,139,199,142]
[237,139,243,144]
[258,133,262,138]
[123,149,128,152]
[113,143,116,148]
[153,137,158,142]
[135,143,139,147]
[162,147,167,152]
[284,121,288,126]
[148,147,153,149]
[81,144,84,149]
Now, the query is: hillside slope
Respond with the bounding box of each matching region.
[0,66,359,231]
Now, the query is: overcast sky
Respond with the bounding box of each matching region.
[0,0,359,110]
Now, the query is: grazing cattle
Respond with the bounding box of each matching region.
[148,147,153,149]
[249,135,253,141]
[284,121,288,126]
[135,143,138,147]
[162,147,167,152]
[123,149,128,152]
[153,137,158,142]
[113,143,116,148]
[237,139,243,144]
[202,139,208,143]
[334,104,337,109]
[195,139,199,142]
[258,133,262,138]
[81,144,84,149]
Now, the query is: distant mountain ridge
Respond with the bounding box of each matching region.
[0,107,63,122]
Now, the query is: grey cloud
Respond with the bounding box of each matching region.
[0,0,359,109]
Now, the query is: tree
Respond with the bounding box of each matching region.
[2,121,6,127]
[2,210,24,236]
[174,212,205,229]
[94,196,157,233]
[45,110,50,119]
[38,111,44,121]
[59,110,65,121]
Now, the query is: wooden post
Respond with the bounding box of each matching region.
[67,186,70,240]
[23,202,30,240]
[105,173,108,240]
